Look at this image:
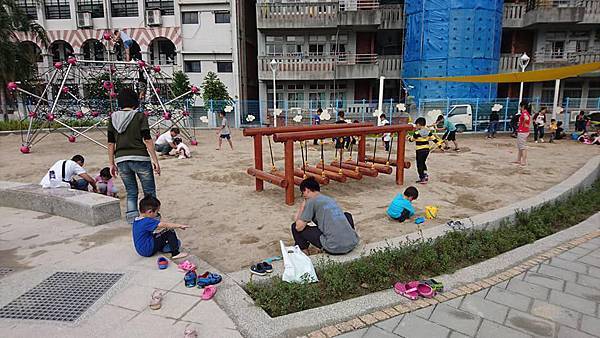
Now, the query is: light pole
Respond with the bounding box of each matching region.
[270,59,279,127]
[517,52,530,105]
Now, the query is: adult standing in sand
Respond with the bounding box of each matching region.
[513,101,531,167]
[108,88,161,224]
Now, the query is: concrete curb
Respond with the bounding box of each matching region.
[0,181,121,226]
[219,155,600,338]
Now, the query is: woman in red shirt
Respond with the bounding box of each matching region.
[514,101,531,166]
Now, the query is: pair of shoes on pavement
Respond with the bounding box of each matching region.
[250,261,273,276]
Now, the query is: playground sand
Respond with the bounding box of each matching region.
[2,130,599,272]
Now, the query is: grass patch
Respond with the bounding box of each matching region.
[246,180,600,317]
[0,119,101,132]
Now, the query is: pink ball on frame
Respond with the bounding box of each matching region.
[6,82,18,91]
[20,146,31,154]
[68,135,76,143]
[190,140,198,146]
[54,62,63,70]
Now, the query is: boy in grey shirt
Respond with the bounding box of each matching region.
[292,177,359,254]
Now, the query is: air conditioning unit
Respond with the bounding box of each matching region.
[146,9,162,26]
[76,11,93,28]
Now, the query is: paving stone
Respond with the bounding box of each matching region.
[581,315,600,336]
[393,314,450,338]
[181,300,237,329]
[470,288,490,299]
[579,242,600,250]
[496,279,510,289]
[549,257,589,273]
[362,326,399,338]
[523,271,565,290]
[308,331,327,338]
[537,264,577,282]
[337,328,367,338]
[374,315,403,333]
[476,319,531,338]
[429,303,481,336]
[444,295,464,308]
[577,273,600,290]
[412,305,435,320]
[564,247,592,258]
[578,255,600,269]
[322,326,341,337]
[564,281,600,302]
[530,299,580,329]
[558,325,597,338]
[485,286,532,312]
[549,289,597,315]
[109,285,161,311]
[557,251,584,262]
[449,331,470,338]
[506,278,550,300]
[588,266,600,279]
[505,309,556,337]
[460,294,509,324]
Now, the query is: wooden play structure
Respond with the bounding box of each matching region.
[243,123,414,205]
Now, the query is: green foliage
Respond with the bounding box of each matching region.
[0,119,99,131]
[201,71,231,106]
[85,73,124,100]
[246,180,600,317]
[170,71,191,98]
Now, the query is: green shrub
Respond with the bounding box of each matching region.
[246,180,600,317]
[0,119,100,131]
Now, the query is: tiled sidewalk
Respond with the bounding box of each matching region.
[334,236,600,338]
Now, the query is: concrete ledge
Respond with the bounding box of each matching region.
[0,181,121,226]
[221,155,600,338]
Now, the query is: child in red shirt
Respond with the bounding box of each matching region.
[514,101,531,166]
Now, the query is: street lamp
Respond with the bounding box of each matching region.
[270,59,279,127]
[517,52,531,105]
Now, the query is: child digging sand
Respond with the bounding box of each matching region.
[409,117,436,184]
[387,186,418,222]
[216,111,233,150]
[132,195,189,260]
[95,167,118,197]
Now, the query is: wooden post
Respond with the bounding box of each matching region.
[358,135,366,162]
[396,131,406,185]
[253,135,264,191]
[284,140,295,205]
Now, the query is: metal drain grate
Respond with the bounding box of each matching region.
[0,268,14,278]
[0,272,122,322]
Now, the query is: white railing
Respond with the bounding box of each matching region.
[499,53,521,72]
[380,5,403,29]
[257,2,338,23]
[339,0,379,11]
[503,3,525,20]
[535,49,600,64]
[259,53,378,73]
[582,0,600,13]
[379,55,402,75]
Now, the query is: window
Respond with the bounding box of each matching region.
[587,81,600,108]
[17,0,38,20]
[215,11,230,23]
[82,40,105,60]
[45,0,70,19]
[309,44,324,55]
[184,61,201,73]
[575,40,588,53]
[146,0,174,15]
[181,12,198,24]
[266,44,283,56]
[77,0,103,18]
[111,0,138,17]
[563,80,583,100]
[217,61,233,73]
[149,38,176,65]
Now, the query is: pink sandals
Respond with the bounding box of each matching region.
[394,281,435,300]
[178,260,196,272]
[201,285,217,300]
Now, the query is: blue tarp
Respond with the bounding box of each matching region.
[402,0,504,102]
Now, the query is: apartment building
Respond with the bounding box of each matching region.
[500,0,600,109]
[255,0,404,117]
[15,0,241,104]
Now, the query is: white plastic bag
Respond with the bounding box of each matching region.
[280,240,318,284]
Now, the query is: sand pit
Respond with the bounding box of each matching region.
[1,129,599,272]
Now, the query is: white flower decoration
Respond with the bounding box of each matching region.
[246,114,256,122]
[320,111,331,121]
[224,105,233,113]
[345,119,352,123]
[427,109,442,116]
[273,108,282,116]
[396,103,406,112]
[372,109,382,117]
[292,114,303,123]
[492,104,503,112]
[199,115,209,124]
[557,106,564,113]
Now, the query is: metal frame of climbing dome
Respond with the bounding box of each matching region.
[243,123,414,205]
[7,49,199,154]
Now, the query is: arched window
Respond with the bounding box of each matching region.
[19,41,43,63]
[82,39,106,61]
[149,38,176,65]
[50,40,74,62]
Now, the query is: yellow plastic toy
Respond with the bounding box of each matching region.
[425,205,438,220]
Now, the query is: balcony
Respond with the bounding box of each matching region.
[258,54,378,80]
[533,49,600,70]
[380,5,404,30]
[379,55,402,78]
[256,0,386,30]
[503,3,525,28]
[503,1,600,28]
[499,53,522,73]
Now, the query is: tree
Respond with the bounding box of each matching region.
[170,71,191,98]
[201,71,231,106]
[0,0,48,120]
